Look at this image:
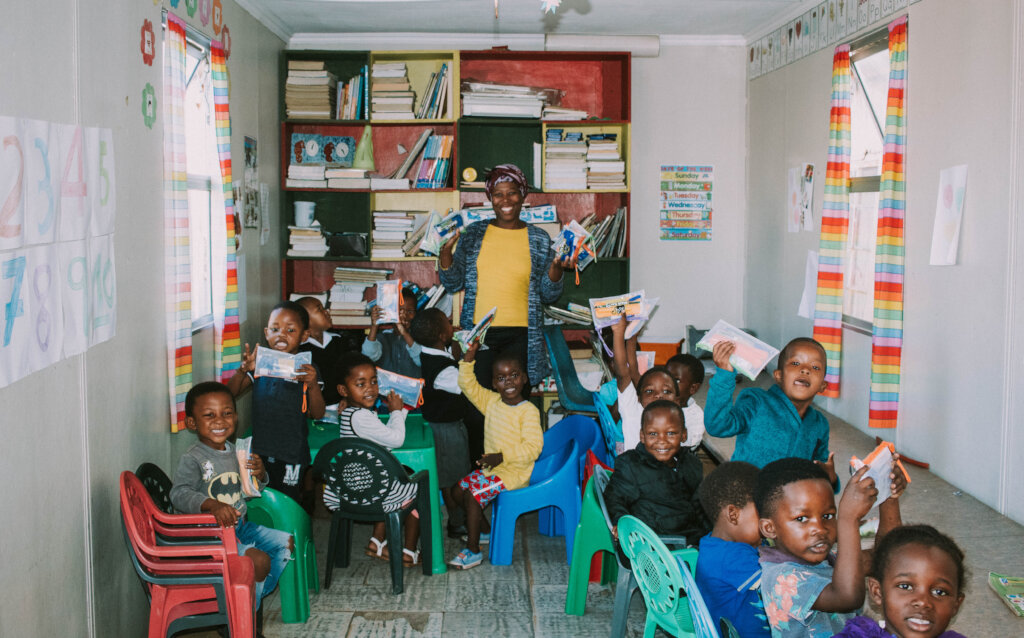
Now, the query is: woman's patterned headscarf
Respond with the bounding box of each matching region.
[484,163,529,200]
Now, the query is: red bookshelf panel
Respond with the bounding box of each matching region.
[282,259,440,298]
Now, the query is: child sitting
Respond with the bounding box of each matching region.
[363,286,421,378]
[170,382,293,602]
[323,353,422,566]
[696,461,771,637]
[604,399,708,543]
[756,457,904,637]
[448,341,543,569]
[409,308,472,539]
[610,316,681,452]
[666,353,707,450]
[835,524,966,638]
[296,295,354,407]
[227,301,326,503]
[705,337,836,483]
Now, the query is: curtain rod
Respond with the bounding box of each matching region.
[161,7,212,49]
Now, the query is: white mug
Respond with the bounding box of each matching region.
[294,201,316,227]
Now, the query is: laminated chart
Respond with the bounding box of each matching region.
[660,165,712,240]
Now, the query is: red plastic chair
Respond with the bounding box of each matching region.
[120,471,256,638]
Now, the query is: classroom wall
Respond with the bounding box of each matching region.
[744,0,1024,519]
[630,43,748,337]
[0,1,283,635]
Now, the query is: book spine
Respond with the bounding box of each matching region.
[362,65,369,119]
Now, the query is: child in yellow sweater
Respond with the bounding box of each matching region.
[447,339,543,569]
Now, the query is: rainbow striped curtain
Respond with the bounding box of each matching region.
[163,12,192,432]
[869,16,908,428]
[210,42,241,383]
[811,44,852,399]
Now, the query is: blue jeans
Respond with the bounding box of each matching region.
[236,518,292,600]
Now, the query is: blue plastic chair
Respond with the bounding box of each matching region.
[542,324,598,415]
[488,440,581,566]
[592,391,622,464]
[618,515,719,638]
[537,415,606,537]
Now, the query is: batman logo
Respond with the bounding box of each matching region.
[208,472,243,508]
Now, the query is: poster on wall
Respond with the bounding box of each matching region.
[659,165,713,241]
[787,163,815,232]
[929,164,968,266]
[242,136,259,228]
[0,116,117,389]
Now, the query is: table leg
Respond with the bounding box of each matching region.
[421,440,446,574]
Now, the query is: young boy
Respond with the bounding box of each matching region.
[666,353,707,450]
[447,341,543,569]
[227,301,326,503]
[705,337,836,483]
[170,382,293,602]
[696,461,770,637]
[409,308,473,538]
[296,295,351,407]
[364,286,421,378]
[604,399,709,543]
[755,457,904,637]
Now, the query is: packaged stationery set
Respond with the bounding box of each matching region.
[695,319,780,380]
[376,368,425,408]
[253,346,313,382]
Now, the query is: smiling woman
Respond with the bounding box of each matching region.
[438,163,568,459]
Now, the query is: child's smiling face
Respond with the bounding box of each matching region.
[265,307,307,353]
[492,359,527,405]
[186,391,238,450]
[640,407,685,465]
[667,362,698,404]
[639,370,678,407]
[773,342,828,404]
[760,478,837,564]
[338,363,379,409]
[868,543,965,638]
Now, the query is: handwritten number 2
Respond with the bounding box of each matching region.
[1,136,24,238]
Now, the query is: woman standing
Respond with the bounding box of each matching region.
[439,164,571,463]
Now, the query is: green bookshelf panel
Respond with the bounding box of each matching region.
[457,119,542,188]
[555,260,629,308]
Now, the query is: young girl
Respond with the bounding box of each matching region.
[610,315,680,453]
[323,353,422,566]
[834,525,967,638]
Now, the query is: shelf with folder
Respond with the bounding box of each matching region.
[369,50,458,123]
[283,51,370,122]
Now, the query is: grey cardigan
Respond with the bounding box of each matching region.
[439,220,563,385]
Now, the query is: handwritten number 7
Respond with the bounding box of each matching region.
[2,256,26,346]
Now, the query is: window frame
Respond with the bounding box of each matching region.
[841,30,890,336]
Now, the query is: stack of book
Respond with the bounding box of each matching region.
[544,129,587,191]
[543,303,593,326]
[586,134,626,190]
[371,62,415,120]
[329,266,392,327]
[460,81,551,118]
[286,164,326,189]
[285,60,337,120]
[325,167,370,189]
[577,207,628,258]
[287,224,328,258]
[416,63,450,119]
[414,134,454,189]
[371,211,418,259]
[335,67,368,120]
[287,133,356,189]
[543,105,588,120]
[401,213,431,257]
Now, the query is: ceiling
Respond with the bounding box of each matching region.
[236,0,809,43]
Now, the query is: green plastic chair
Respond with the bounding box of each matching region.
[617,515,719,638]
[246,487,319,624]
[719,618,741,638]
[565,470,617,616]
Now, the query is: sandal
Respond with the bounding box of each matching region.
[402,548,421,567]
[364,537,388,561]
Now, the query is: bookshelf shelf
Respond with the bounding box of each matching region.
[281,48,631,312]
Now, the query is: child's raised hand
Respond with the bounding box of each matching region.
[247,453,267,482]
[239,343,255,373]
[610,313,627,338]
[451,339,463,361]
[369,305,383,324]
[205,500,240,527]
[463,339,481,363]
[839,465,878,522]
[384,390,405,412]
[888,453,909,500]
[441,231,460,256]
[294,363,318,385]
[711,340,735,372]
[814,451,838,486]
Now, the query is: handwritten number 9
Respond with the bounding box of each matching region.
[2,256,26,346]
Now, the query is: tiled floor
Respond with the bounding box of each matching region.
[191,375,1024,637]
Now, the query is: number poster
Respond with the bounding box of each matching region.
[660,165,713,241]
[0,116,117,388]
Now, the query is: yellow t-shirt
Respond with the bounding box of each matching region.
[474,225,530,326]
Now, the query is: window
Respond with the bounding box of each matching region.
[843,33,889,331]
[166,22,218,331]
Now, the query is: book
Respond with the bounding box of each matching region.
[324,168,367,179]
[419,208,463,256]
[326,177,371,189]
[375,280,402,324]
[989,572,1024,616]
[454,306,497,350]
[849,441,911,508]
[391,128,433,180]
[288,60,325,71]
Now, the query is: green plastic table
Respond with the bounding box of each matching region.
[309,413,446,575]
